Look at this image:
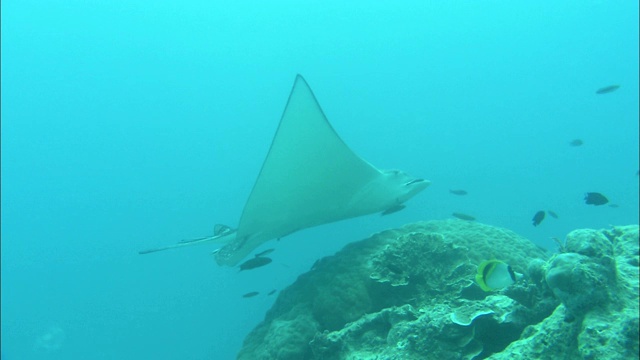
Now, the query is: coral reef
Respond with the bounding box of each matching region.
[489,225,640,360]
[236,221,639,360]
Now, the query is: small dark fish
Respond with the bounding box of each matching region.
[254,248,275,258]
[449,189,468,196]
[381,204,405,215]
[267,289,277,296]
[584,192,609,206]
[452,212,476,221]
[242,291,259,298]
[239,256,273,271]
[532,211,546,226]
[595,85,620,94]
[608,204,619,208]
[547,210,559,219]
[569,139,583,147]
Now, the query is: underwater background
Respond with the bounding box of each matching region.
[1,1,638,359]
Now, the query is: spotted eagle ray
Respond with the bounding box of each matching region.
[139,75,429,266]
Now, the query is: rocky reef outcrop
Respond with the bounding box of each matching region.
[488,225,640,360]
[236,220,639,360]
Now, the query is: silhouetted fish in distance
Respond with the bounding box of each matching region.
[239,256,272,271]
[569,139,583,147]
[452,212,476,221]
[595,85,620,94]
[547,210,559,219]
[267,289,277,296]
[449,189,468,196]
[584,192,609,206]
[242,291,259,298]
[532,211,546,226]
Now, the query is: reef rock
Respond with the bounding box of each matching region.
[236,221,639,360]
[489,225,640,360]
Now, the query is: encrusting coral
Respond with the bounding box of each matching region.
[236,221,639,360]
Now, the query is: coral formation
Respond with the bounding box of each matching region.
[488,225,639,359]
[236,221,639,360]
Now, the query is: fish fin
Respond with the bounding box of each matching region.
[381,204,405,216]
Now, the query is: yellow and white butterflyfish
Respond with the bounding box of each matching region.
[475,260,517,292]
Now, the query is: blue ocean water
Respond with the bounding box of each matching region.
[1,1,638,359]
